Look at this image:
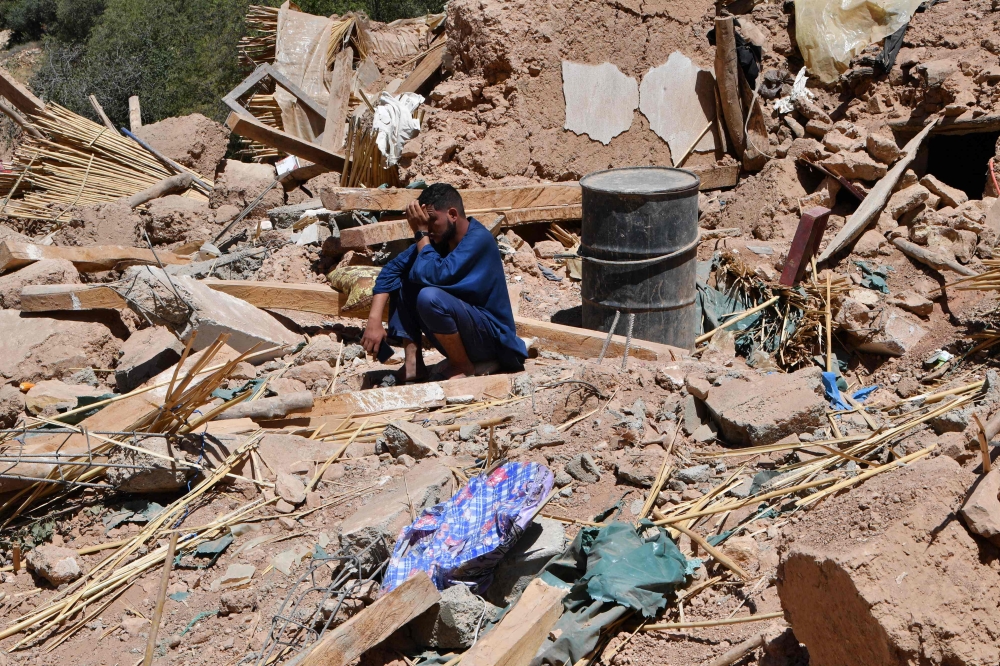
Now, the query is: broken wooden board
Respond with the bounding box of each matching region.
[0,242,189,274]
[262,375,512,429]
[515,315,686,362]
[503,205,582,226]
[0,67,46,116]
[296,572,440,666]
[562,61,638,145]
[817,119,938,263]
[689,164,739,190]
[340,220,412,249]
[200,280,341,316]
[889,113,1000,136]
[20,284,125,312]
[321,183,582,213]
[225,112,345,172]
[398,36,446,95]
[462,578,567,666]
[322,46,354,152]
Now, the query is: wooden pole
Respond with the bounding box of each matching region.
[12,544,20,573]
[825,272,833,372]
[129,96,142,132]
[706,634,766,666]
[88,95,117,132]
[713,17,746,158]
[974,412,992,473]
[643,612,783,631]
[143,522,177,665]
[695,296,779,344]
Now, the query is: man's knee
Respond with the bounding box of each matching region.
[416,287,449,316]
[416,287,459,333]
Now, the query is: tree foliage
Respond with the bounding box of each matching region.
[4,0,445,128]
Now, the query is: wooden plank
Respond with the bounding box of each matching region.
[200,280,341,316]
[397,37,446,95]
[323,46,353,152]
[689,164,739,191]
[503,204,581,226]
[262,63,327,123]
[515,315,686,362]
[226,112,346,172]
[889,113,1000,136]
[340,220,412,248]
[0,241,189,274]
[88,95,116,131]
[297,571,439,666]
[713,17,746,159]
[817,119,937,263]
[321,183,582,213]
[462,578,566,666]
[20,284,125,312]
[0,66,45,116]
[128,96,142,131]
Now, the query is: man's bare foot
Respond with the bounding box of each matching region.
[393,366,429,383]
[442,361,474,379]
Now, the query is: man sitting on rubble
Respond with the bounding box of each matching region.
[360,183,527,381]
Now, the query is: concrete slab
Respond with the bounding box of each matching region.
[562,61,638,145]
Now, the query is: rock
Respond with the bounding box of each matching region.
[209,160,283,215]
[412,583,501,649]
[937,431,976,464]
[564,452,600,484]
[675,464,711,484]
[342,344,366,362]
[143,196,218,245]
[275,472,306,505]
[853,229,885,257]
[793,97,832,124]
[786,138,827,162]
[959,468,1000,545]
[105,436,195,493]
[268,378,308,395]
[119,266,302,361]
[615,448,662,487]
[778,456,1000,666]
[486,518,566,606]
[459,424,481,441]
[848,307,927,356]
[134,113,228,179]
[267,199,324,229]
[685,376,711,401]
[0,384,24,427]
[295,335,339,365]
[804,119,831,137]
[209,564,255,592]
[704,367,827,447]
[383,420,440,459]
[115,326,184,392]
[0,311,120,383]
[25,380,107,416]
[285,360,334,389]
[220,591,256,614]
[533,240,564,259]
[682,394,704,435]
[274,499,295,514]
[888,291,933,317]
[338,460,454,566]
[720,535,759,574]
[821,131,860,154]
[865,134,903,164]
[655,365,685,391]
[820,151,887,181]
[920,174,967,208]
[692,422,718,443]
[278,516,297,530]
[0,259,79,310]
[886,184,930,220]
[396,454,416,468]
[121,617,149,636]
[26,545,82,585]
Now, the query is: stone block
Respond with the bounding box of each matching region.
[412,583,501,649]
[0,259,79,310]
[115,326,184,392]
[383,420,439,459]
[920,174,967,208]
[486,518,566,606]
[960,468,1000,546]
[0,310,120,383]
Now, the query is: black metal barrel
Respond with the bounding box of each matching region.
[580,166,699,349]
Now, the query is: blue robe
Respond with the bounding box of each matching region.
[372,217,527,369]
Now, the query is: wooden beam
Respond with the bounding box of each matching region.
[689,164,739,191]
[20,284,125,312]
[461,578,566,666]
[128,96,142,131]
[397,36,446,95]
[713,17,746,159]
[226,112,345,172]
[817,119,937,263]
[323,46,353,152]
[88,95,116,131]
[0,241,189,274]
[515,315,686,362]
[889,113,1000,136]
[503,204,581,226]
[0,66,46,116]
[200,280,342,316]
[279,161,331,187]
[321,183,581,213]
[296,572,439,666]
[340,220,411,248]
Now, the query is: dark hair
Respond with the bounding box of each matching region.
[417,183,465,215]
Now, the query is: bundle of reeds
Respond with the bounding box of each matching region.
[340,110,399,188]
[945,259,1000,292]
[326,14,373,68]
[239,4,280,69]
[0,104,209,223]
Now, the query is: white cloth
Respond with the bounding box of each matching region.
[373,92,424,165]
[774,67,816,115]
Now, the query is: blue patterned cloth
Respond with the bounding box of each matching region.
[382,461,553,593]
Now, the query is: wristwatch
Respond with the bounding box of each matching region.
[413,230,429,241]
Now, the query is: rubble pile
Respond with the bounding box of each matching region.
[0,0,998,665]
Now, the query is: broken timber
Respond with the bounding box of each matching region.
[515,315,685,362]
[0,66,47,117]
[889,113,1000,136]
[294,572,439,666]
[461,578,567,666]
[397,36,446,95]
[225,112,345,172]
[817,119,938,263]
[0,242,189,274]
